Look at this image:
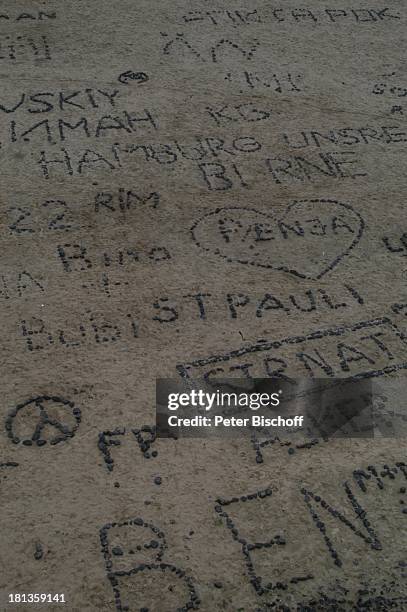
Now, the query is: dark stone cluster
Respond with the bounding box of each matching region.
[34,542,43,560]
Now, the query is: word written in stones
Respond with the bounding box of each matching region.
[5,190,160,235]
[224,70,302,93]
[205,102,272,125]
[201,151,367,190]
[35,135,262,178]
[0,11,56,22]
[215,462,406,607]
[6,108,157,146]
[20,312,140,352]
[0,88,121,115]
[56,243,171,273]
[282,124,407,149]
[0,35,51,62]
[182,8,400,27]
[161,32,260,63]
[191,200,364,280]
[98,426,157,472]
[176,317,407,380]
[134,284,365,321]
[182,9,263,26]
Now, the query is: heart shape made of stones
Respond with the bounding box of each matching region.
[191,199,364,280]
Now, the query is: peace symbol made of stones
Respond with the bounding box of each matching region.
[5,395,81,447]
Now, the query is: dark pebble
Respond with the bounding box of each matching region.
[154,476,162,485]
[214,581,223,588]
[34,543,43,560]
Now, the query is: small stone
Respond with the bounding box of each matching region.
[154,476,162,486]
[114,482,120,488]
[112,547,124,556]
[34,543,43,560]
[214,581,223,588]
